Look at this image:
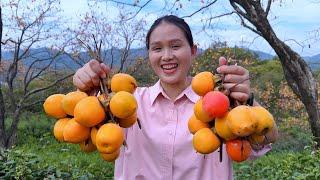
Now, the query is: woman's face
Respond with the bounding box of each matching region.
[148,22,197,87]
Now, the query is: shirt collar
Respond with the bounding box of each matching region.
[149,79,199,106]
[183,84,199,103]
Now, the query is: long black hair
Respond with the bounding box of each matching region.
[146,15,194,50]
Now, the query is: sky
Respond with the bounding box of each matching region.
[6,0,320,57]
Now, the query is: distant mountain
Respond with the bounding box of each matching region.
[1,47,148,71]
[1,47,80,70]
[304,55,320,70]
[250,50,275,60]
[242,48,319,70]
[1,47,319,71]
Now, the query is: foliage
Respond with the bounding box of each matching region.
[190,46,258,76]
[234,149,320,180]
[1,70,74,114]
[1,114,114,179]
[23,70,75,113]
[0,144,114,179]
[126,57,158,86]
[249,59,284,89]
[273,123,313,152]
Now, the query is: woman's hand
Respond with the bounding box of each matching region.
[73,59,110,93]
[216,57,250,103]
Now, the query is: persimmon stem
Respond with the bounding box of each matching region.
[123,140,128,149]
[219,142,223,162]
[108,111,117,124]
[137,118,142,129]
[229,77,250,91]
[264,134,269,144]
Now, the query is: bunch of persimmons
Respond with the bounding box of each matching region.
[189,71,276,162]
[43,73,138,162]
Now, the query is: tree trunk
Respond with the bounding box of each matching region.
[5,107,22,148]
[0,6,7,149]
[230,0,320,147]
[269,36,320,141]
[262,31,320,146]
[0,86,5,148]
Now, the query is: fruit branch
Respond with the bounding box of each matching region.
[78,35,118,124]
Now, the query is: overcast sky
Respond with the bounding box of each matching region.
[16,0,320,56]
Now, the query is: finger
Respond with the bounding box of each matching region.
[219,56,227,67]
[74,75,90,91]
[79,71,94,88]
[229,92,250,102]
[224,74,250,83]
[89,59,107,78]
[100,63,111,75]
[223,83,250,94]
[217,65,248,75]
[86,68,100,87]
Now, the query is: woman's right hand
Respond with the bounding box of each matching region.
[73,59,110,92]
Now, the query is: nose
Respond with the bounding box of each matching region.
[161,48,173,61]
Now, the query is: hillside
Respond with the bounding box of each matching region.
[1,48,148,71]
[1,47,319,70]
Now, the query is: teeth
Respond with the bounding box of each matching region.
[161,64,178,70]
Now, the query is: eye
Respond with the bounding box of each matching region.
[152,47,162,52]
[172,44,181,50]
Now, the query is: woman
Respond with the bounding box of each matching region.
[73,15,277,180]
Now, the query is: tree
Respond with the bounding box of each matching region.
[68,2,146,72]
[0,0,73,148]
[228,0,319,147]
[98,0,320,147]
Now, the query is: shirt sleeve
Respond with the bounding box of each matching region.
[248,143,272,160]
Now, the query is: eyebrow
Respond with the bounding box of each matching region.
[150,39,184,46]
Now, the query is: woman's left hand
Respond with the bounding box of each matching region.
[216,57,250,103]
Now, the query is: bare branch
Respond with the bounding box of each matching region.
[1,38,17,45]
[166,0,179,12]
[110,46,115,69]
[106,0,143,7]
[229,0,249,19]
[24,73,73,99]
[283,38,305,50]
[181,0,218,18]
[62,51,86,67]
[21,99,44,109]
[24,51,63,94]
[122,0,152,21]
[101,0,152,21]
[265,0,272,17]
[237,13,262,36]
[17,39,37,61]
[205,11,236,21]
[64,52,85,66]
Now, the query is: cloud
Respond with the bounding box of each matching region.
[57,0,320,56]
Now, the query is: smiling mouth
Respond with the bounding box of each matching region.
[161,64,178,70]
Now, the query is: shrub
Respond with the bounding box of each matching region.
[234,149,320,179]
[1,134,114,179]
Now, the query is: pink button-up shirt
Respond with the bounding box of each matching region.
[115,80,271,180]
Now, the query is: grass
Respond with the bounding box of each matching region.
[233,149,320,179]
[2,113,115,179]
[16,134,115,179]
